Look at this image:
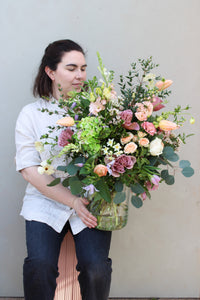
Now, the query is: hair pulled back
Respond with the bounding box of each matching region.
[33,39,85,98]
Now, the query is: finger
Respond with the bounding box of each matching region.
[80,197,89,205]
[79,209,97,227]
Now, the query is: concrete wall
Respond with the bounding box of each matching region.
[0,0,199,297]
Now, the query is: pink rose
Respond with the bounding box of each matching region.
[111,155,136,177]
[120,109,133,125]
[111,161,125,176]
[141,122,157,136]
[117,154,136,169]
[58,128,73,147]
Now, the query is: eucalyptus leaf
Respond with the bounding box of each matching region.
[161,169,169,179]
[179,160,191,169]
[167,153,179,162]
[115,181,123,192]
[47,178,61,186]
[131,195,143,208]
[162,146,174,158]
[181,167,194,177]
[165,175,175,185]
[162,146,179,162]
[113,192,126,204]
[130,183,145,194]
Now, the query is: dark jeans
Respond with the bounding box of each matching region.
[23,220,112,300]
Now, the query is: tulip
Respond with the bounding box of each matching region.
[159,120,179,131]
[151,96,165,111]
[155,79,173,91]
[123,122,140,130]
[56,116,75,127]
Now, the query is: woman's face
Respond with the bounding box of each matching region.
[47,50,87,99]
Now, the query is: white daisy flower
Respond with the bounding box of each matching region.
[38,160,55,175]
[107,139,114,147]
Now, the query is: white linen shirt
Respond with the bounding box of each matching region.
[15,98,87,234]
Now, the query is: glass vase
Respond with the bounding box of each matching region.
[87,187,131,231]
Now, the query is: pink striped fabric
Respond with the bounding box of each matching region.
[54,233,81,300]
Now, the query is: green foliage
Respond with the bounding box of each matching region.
[131,195,143,208]
[47,178,61,186]
[113,192,126,204]
[181,167,194,177]
[162,146,179,162]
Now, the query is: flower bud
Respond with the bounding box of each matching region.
[190,117,195,124]
[155,79,173,91]
[159,120,178,131]
[56,117,75,127]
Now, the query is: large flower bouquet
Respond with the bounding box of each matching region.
[37,53,194,231]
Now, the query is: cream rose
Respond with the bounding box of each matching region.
[149,138,164,156]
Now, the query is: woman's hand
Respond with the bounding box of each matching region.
[73,197,97,228]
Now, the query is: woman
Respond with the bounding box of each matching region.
[15,39,112,300]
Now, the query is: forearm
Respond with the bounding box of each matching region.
[20,166,77,208]
[20,166,97,228]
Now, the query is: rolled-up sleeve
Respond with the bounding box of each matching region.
[15,107,41,172]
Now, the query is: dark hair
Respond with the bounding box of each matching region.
[33,39,85,98]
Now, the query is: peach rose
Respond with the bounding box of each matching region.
[124,142,138,154]
[56,116,75,127]
[138,131,147,138]
[139,138,149,147]
[155,79,173,91]
[135,111,148,121]
[132,135,138,142]
[120,133,134,145]
[143,101,153,116]
[94,164,108,177]
[159,120,179,131]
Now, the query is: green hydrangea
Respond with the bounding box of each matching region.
[74,117,104,155]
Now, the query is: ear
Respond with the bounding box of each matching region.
[45,66,55,80]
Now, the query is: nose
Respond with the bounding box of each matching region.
[75,69,82,79]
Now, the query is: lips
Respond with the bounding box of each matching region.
[72,83,82,87]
